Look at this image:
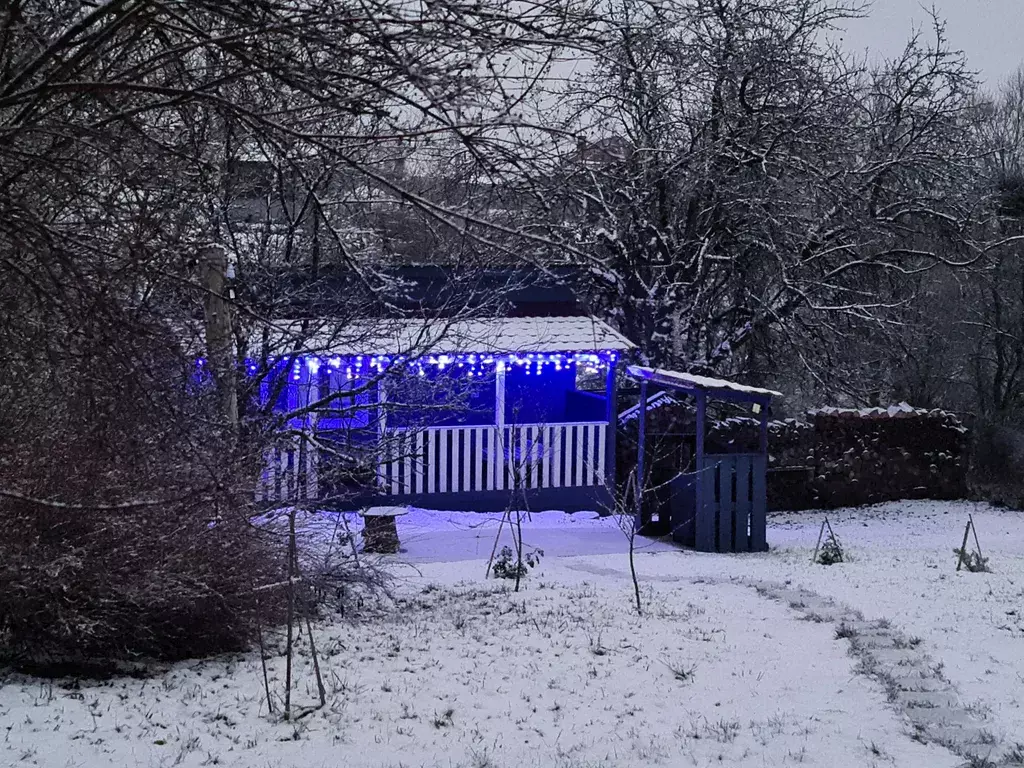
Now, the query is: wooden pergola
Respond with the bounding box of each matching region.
[627,366,781,553]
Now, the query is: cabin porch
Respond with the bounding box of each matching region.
[258,317,635,512]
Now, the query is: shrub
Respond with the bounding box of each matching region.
[1,497,282,666]
[969,421,1024,509]
[491,545,543,580]
[817,532,844,565]
[953,547,991,573]
[0,305,282,668]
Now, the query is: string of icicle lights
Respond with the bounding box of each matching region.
[196,351,620,381]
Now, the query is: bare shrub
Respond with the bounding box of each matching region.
[0,302,282,666]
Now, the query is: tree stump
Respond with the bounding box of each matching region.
[360,507,408,554]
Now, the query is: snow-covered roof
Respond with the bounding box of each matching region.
[265,316,635,357]
[626,366,782,401]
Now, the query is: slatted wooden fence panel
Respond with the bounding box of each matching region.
[695,453,767,552]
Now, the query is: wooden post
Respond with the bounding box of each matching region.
[694,390,713,551]
[758,404,769,454]
[750,453,768,551]
[956,518,971,571]
[200,244,238,434]
[604,360,618,489]
[635,380,648,529]
[734,455,751,552]
[695,390,706,459]
[495,361,506,429]
[755,400,770,552]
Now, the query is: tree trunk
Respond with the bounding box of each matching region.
[200,244,238,435]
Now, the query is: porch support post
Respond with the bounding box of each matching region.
[374,378,388,492]
[377,378,387,435]
[604,359,617,490]
[303,363,320,500]
[495,361,506,429]
[305,363,320,432]
[634,380,648,529]
[758,403,769,454]
[695,390,706,459]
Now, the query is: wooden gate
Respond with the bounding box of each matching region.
[694,453,767,553]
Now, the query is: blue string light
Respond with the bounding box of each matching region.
[227,350,619,379]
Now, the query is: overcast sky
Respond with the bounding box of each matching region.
[838,0,1024,89]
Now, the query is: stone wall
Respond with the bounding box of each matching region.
[708,404,969,510]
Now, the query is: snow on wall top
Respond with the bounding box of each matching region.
[267,316,635,357]
[808,402,964,425]
[626,366,783,399]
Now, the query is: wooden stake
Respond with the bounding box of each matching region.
[255,601,273,714]
[284,511,296,720]
[485,508,510,579]
[969,514,984,562]
[811,519,827,563]
[305,615,327,709]
[956,518,972,572]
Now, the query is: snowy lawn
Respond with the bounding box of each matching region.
[658,501,1024,746]
[2,500,1020,768]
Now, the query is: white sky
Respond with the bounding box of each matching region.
[837,0,1024,89]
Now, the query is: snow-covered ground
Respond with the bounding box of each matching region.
[2,500,1021,768]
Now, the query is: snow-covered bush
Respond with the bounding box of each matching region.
[490,545,543,580]
[953,547,991,573]
[817,534,845,566]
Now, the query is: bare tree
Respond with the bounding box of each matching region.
[0,0,598,664]
[522,0,985,387]
[964,67,1024,420]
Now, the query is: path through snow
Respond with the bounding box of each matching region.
[750,580,1004,763]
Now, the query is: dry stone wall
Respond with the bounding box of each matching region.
[708,403,968,510]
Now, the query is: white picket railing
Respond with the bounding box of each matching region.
[258,436,319,502]
[258,422,608,502]
[378,422,607,496]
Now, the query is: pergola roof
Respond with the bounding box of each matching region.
[626,366,781,404]
[267,316,635,357]
[617,390,679,423]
